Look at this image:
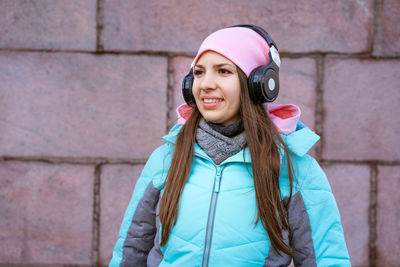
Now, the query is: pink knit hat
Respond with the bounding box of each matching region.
[192,27,271,77]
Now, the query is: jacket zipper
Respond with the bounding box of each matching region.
[171,147,227,267]
[201,164,225,267]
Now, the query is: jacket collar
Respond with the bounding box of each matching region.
[281,121,320,157]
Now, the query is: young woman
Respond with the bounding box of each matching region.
[110,25,350,267]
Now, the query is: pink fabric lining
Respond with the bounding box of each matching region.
[267,104,301,135]
[176,103,300,135]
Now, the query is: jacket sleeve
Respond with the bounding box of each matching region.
[288,157,351,267]
[109,147,166,267]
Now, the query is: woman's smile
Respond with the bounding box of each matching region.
[201,96,224,108]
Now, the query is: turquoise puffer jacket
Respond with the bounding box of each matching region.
[110,122,351,267]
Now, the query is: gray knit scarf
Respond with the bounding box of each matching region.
[196,118,246,165]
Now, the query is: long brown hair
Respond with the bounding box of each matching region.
[159,67,294,255]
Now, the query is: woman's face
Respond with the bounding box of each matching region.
[192,51,241,126]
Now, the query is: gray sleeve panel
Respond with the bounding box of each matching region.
[147,198,163,267]
[263,229,292,267]
[120,182,160,267]
[289,191,317,267]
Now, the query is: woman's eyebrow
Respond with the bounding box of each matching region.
[194,63,235,68]
[215,63,235,68]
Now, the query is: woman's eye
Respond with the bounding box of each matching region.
[194,70,204,76]
[219,69,232,74]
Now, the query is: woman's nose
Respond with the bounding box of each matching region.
[199,72,217,90]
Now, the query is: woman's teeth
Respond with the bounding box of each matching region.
[203,99,222,103]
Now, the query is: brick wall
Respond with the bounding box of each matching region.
[0,1,398,266]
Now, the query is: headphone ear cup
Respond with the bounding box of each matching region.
[182,69,196,107]
[248,62,279,104]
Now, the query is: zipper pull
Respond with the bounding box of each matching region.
[214,167,222,193]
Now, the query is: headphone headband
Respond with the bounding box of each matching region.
[229,24,278,50]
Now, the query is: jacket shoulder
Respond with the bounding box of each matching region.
[143,142,174,189]
[295,155,331,192]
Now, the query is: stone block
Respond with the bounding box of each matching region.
[376,165,400,266]
[0,52,167,159]
[0,0,96,50]
[0,161,94,264]
[99,164,144,266]
[323,58,400,161]
[276,57,316,130]
[172,56,193,124]
[322,163,370,266]
[375,0,400,56]
[103,0,373,53]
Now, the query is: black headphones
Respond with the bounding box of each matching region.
[182,24,281,107]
